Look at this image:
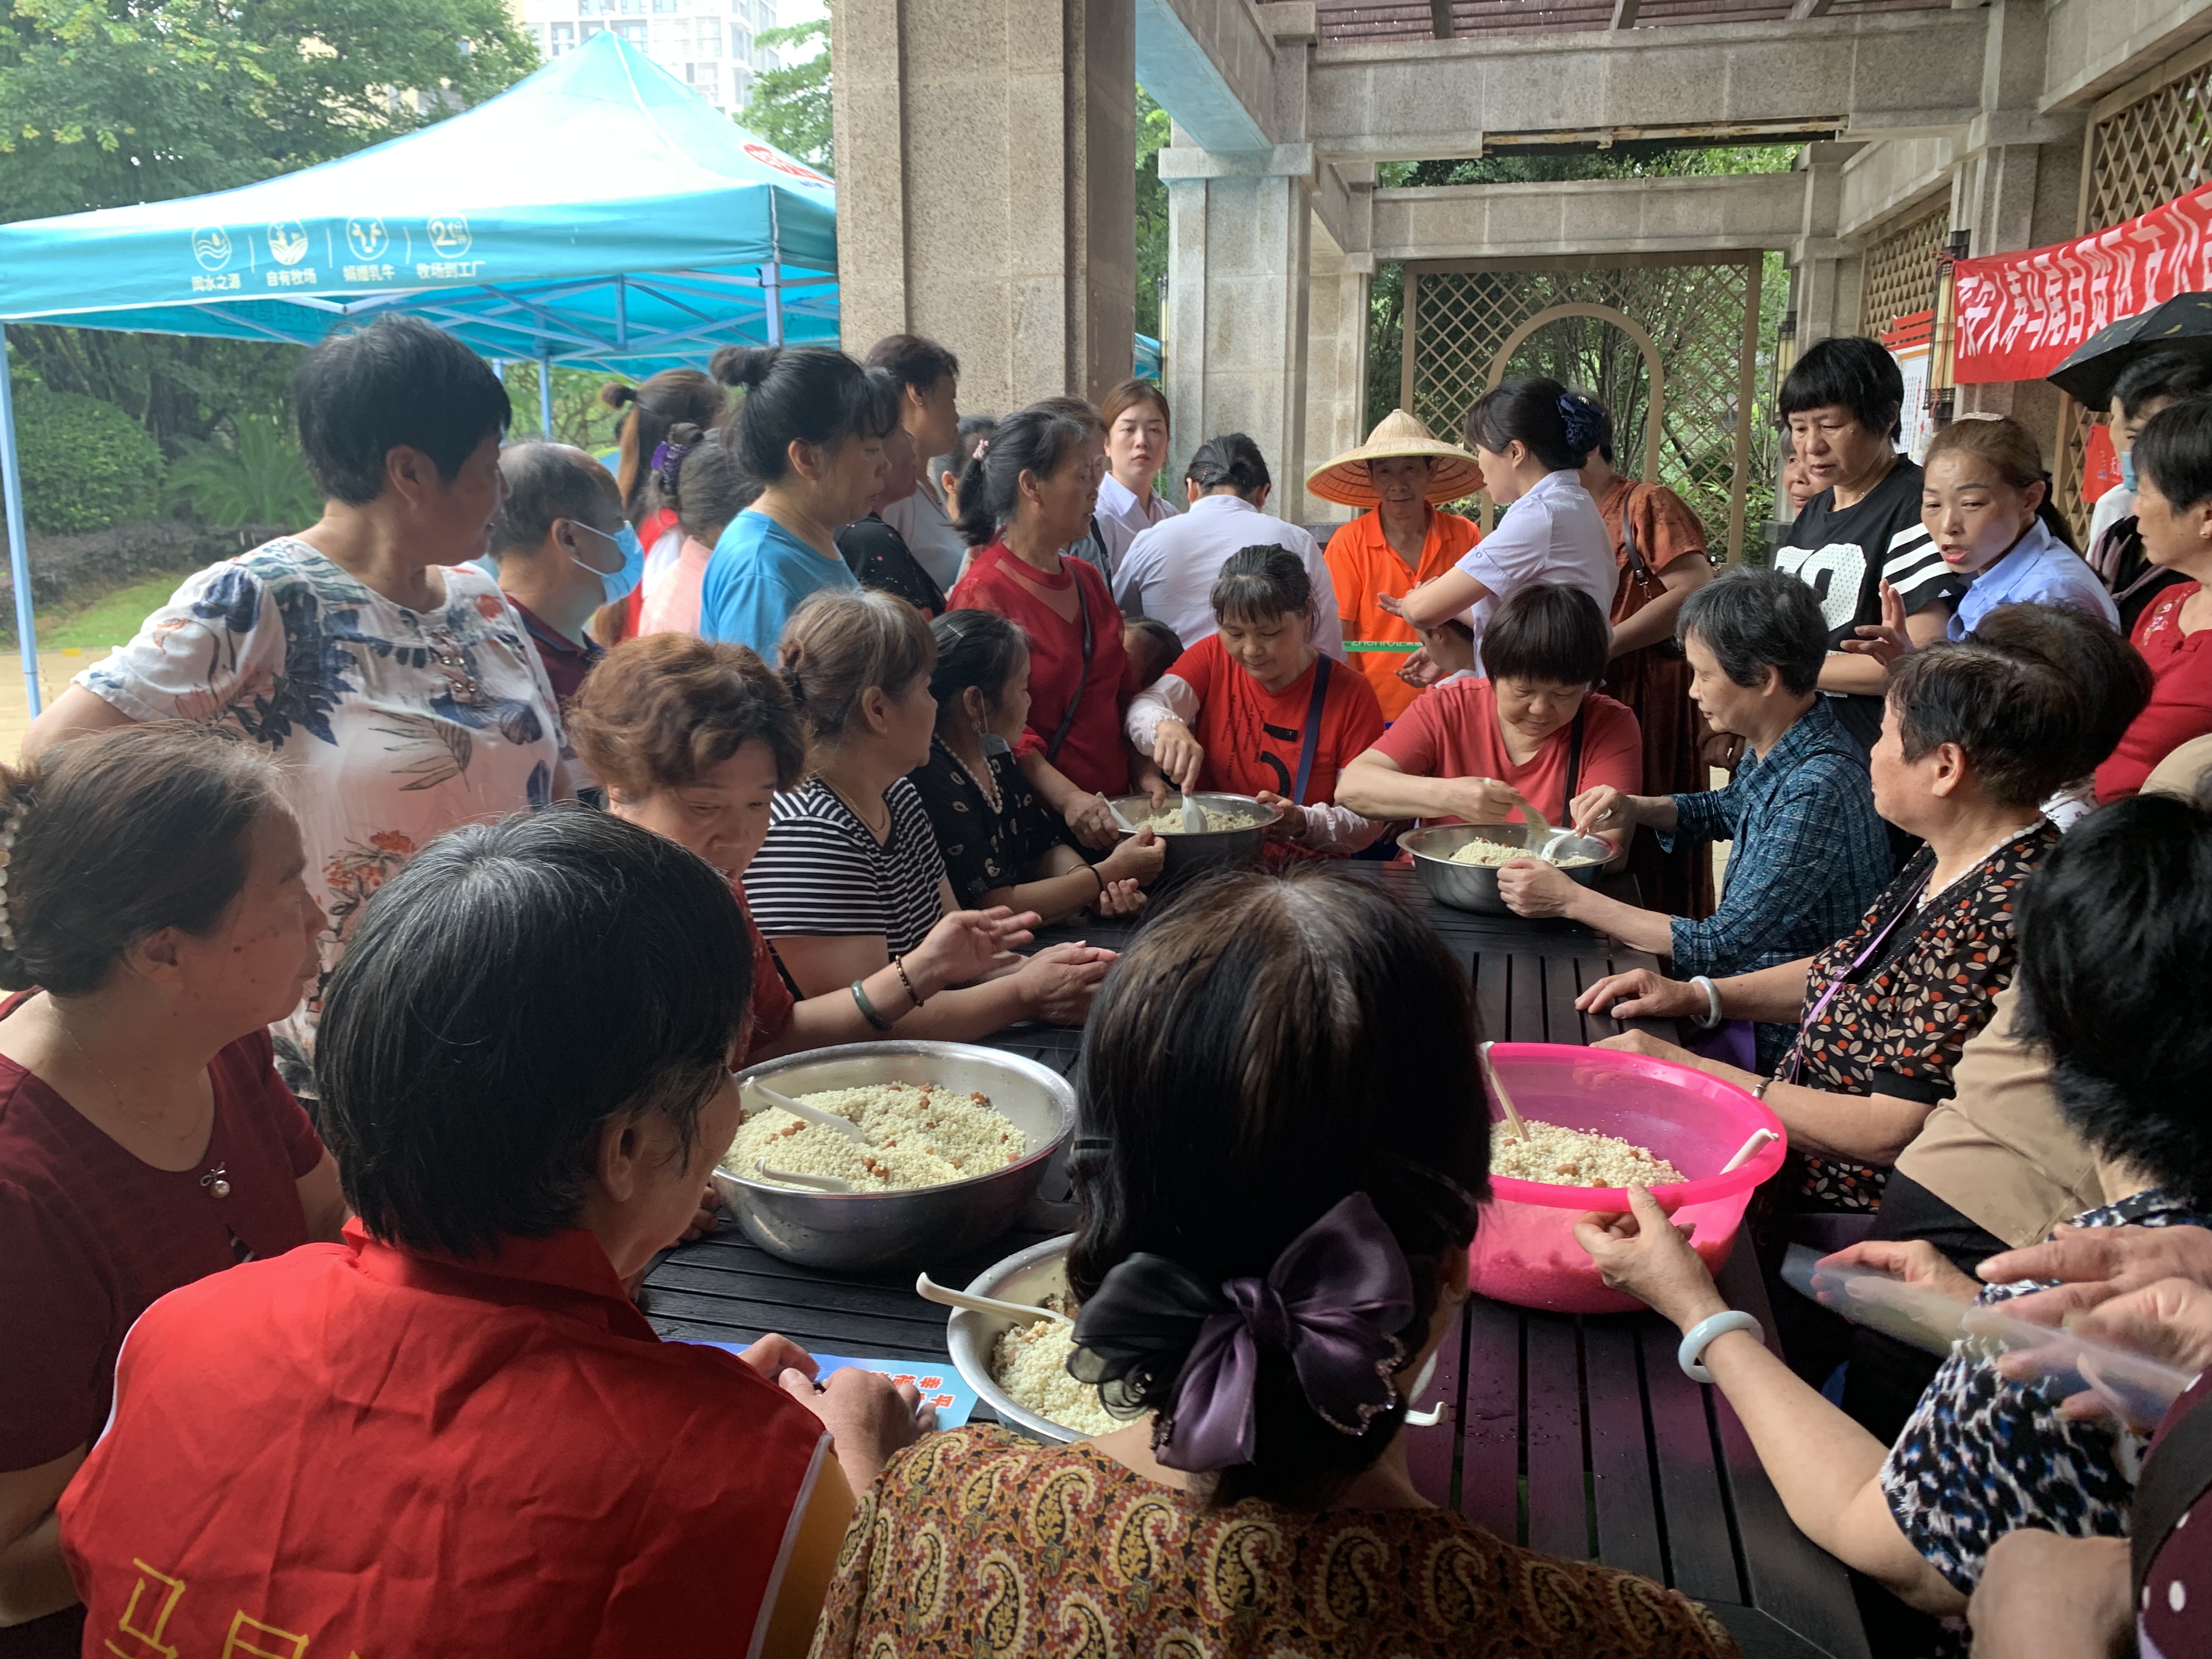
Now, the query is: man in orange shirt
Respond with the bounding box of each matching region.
[1310,410,1484,721]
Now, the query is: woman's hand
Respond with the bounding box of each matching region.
[1821,1239,1982,1305]
[1576,968,1703,1022]
[1063,792,1119,849]
[1701,730,1747,772]
[1570,784,1636,837]
[1395,646,1443,689]
[1979,1223,2212,1325]
[1496,857,1579,918]
[780,1363,936,1492]
[1099,827,1166,887]
[738,1334,817,1382]
[911,905,1039,990]
[1014,941,1117,1025]
[1131,763,1171,810]
[1375,590,1409,619]
[1443,775,1526,823]
[1093,877,1147,917]
[1841,579,1912,665]
[1254,791,1308,842]
[1987,1277,2212,1428]
[1152,719,1205,795]
[1572,1185,1729,1329]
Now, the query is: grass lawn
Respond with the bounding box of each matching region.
[36,571,188,651]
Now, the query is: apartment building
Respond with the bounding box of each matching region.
[512,0,785,112]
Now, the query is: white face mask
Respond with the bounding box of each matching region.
[1402,1347,1444,1426]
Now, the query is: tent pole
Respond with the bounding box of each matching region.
[537,349,555,437]
[0,325,40,719]
[763,264,783,347]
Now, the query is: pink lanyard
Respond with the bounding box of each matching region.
[1778,866,1932,1086]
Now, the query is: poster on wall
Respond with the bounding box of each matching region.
[1884,311,1936,463]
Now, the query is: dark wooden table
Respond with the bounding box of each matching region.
[642,864,1868,1659]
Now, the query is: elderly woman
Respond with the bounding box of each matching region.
[1337,582,1639,856]
[1575,790,2212,1626]
[24,315,568,1091]
[568,632,1052,1057]
[745,588,1113,1029]
[810,872,1740,1659]
[57,810,932,1657]
[700,345,898,660]
[0,727,346,1645]
[1309,410,1486,721]
[911,610,1165,922]
[1127,546,1389,857]
[834,373,947,617]
[1502,568,1889,1071]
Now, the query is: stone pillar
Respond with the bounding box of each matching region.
[1159,143,1316,521]
[1304,232,1373,528]
[1787,141,1855,349]
[831,0,1136,409]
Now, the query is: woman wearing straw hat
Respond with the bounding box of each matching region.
[1308,410,1485,723]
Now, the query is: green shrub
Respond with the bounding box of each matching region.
[166,416,321,529]
[7,381,165,534]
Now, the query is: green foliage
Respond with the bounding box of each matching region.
[741,19,832,174]
[1135,87,1171,339]
[497,362,629,453]
[166,415,319,529]
[1377,142,1801,189]
[10,380,163,533]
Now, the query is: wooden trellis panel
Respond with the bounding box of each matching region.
[1858,200,1951,340]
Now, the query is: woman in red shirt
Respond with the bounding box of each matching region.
[0,726,346,1648]
[948,407,1139,844]
[1128,545,1389,857]
[2095,398,2212,801]
[1336,581,1642,849]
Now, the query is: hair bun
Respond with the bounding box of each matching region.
[599,382,639,410]
[1557,393,1605,456]
[778,662,808,709]
[709,345,780,391]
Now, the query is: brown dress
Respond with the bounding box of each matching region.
[809,1426,1742,1659]
[1596,477,1715,919]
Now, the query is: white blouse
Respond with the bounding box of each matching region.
[1452,469,1618,659]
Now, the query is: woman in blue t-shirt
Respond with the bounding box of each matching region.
[698,347,899,661]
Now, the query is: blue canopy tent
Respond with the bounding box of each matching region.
[0,30,838,714]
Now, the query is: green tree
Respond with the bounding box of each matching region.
[740,18,832,173]
[1135,87,1170,339]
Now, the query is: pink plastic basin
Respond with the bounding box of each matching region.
[1472,1042,1788,1314]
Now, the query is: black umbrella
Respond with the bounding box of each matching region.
[2047,291,2212,408]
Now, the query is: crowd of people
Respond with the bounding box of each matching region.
[2,310,2211,1659]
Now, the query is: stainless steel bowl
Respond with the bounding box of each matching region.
[710,1042,1074,1274]
[1107,791,1280,883]
[944,1233,1103,1444]
[1400,822,1606,917]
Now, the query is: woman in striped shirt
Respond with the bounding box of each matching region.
[746,589,1113,1033]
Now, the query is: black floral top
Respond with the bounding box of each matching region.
[906,734,1070,909]
[1779,822,2059,1213]
[835,512,946,617]
[1881,1189,2212,1596]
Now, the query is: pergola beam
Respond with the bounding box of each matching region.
[1369,170,1812,262]
[1611,0,1640,29]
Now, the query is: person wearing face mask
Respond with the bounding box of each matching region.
[488,442,641,713]
[913,611,1164,923]
[1128,547,1387,859]
[2087,351,2212,630]
[833,371,947,617]
[698,346,896,662]
[1309,410,1485,722]
[24,316,572,1101]
[1337,583,1638,860]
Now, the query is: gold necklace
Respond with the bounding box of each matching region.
[55,1013,223,1192]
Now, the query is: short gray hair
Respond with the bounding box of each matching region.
[1677,567,1827,696]
[490,442,619,559]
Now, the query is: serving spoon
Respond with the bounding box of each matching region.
[754,1159,854,1192]
[915,1272,1071,1324]
[745,1077,867,1144]
[1512,794,1611,867]
[1478,1041,1530,1141]
[1179,792,1206,834]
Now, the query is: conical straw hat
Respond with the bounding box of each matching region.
[1305,409,1485,509]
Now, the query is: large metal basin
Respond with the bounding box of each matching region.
[1400,822,1605,917]
[709,1042,1074,1274]
[1106,791,1278,884]
[944,1233,1098,1444]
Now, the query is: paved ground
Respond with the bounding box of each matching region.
[0,650,109,759]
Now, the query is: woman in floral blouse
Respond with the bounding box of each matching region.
[1576,788,2212,1629]
[24,317,568,1092]
[1581,630,2086,1216]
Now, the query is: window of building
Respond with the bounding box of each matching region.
[548,20,577,53]
[613,18,645,41]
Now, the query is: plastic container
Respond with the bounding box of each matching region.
[1472,1042,1787,1314]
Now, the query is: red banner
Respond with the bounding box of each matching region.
[1953,180,2212,383]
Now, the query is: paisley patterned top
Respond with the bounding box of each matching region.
[80,539,564,1030]
[809,1426,1741,1659]
[1880,1190,2212,1596]
[1778,822,2058,1213]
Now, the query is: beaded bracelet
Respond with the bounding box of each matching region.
[891,955,924,1010]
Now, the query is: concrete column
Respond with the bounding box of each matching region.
[1160,146,1316,520]
[1788,141,1854,349]
[1303,232,1373,528]
[831,0,1136,409]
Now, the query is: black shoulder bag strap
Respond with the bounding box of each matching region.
[1564,703,1589,803]
[1621,490,1657,594]
[1044,572,1096,764]
[1291,654,1334,802]
[2134,1391,2212,1606]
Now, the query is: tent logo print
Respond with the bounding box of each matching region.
[428,216,472,257]
[267,222,310,267]
[191,227,233,272]
[742,142,828,188]
[347,218,390,262]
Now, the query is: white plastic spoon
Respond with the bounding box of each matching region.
[754,1159,854,1192]
[746,1077,867,1143]
[914,1272,1071,1324]
[1180,792,1206,834]
[1479,1041,1529,1142]
[1106,797,1143,835]
[1720,1127,1778,1175]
